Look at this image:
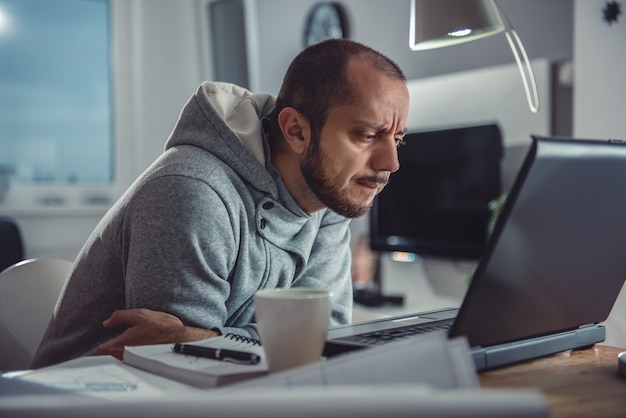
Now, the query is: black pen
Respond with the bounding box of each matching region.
[171,343,261,365]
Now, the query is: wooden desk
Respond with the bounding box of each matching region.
[480,345,626,418]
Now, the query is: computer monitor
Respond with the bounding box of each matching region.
[369,123,503,260]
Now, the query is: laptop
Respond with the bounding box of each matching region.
[327,135,626,371]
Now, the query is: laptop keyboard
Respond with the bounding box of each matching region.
[350,320,453,345]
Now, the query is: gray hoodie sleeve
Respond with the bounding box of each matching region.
[121,174,259,339]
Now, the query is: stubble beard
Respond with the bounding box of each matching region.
[301,138,382,219]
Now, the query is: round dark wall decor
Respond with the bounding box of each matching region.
[303,2,349,47]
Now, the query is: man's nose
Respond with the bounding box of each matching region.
[372,136,400,173]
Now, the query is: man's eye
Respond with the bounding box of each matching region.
[395,138,406,148]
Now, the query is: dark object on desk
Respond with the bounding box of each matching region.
[618,351,626,378]
[0,217,24,272]
[353,288,404,307]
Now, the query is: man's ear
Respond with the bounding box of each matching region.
[277,107,311,155]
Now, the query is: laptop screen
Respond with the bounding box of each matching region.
[450,136,626,348]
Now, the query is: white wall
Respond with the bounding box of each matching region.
[118,0,208,177]
[573,0,626,348]
[573,0,626,140]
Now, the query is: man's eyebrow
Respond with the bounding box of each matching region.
[353,120,382,130]
[354,121,408,135]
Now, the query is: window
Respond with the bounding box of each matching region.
[0,0,112,188]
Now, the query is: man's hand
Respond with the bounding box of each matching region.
[96,308,219,360]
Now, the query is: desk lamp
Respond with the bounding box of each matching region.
[409,0,539,113]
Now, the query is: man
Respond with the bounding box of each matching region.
[33,39,410,368]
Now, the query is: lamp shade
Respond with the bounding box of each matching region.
[408,0,539,113]
[410,0,504,51]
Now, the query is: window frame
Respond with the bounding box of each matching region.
[0,0,134,215]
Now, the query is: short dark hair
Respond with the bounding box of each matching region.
[269,39,405,148]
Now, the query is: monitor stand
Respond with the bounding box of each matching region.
[353,254,404,307]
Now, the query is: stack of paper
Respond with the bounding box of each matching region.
[219,331,478,391]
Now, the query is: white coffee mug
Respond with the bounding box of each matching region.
[254,288,332,373]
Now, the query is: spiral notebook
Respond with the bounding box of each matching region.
[123,334,267,388]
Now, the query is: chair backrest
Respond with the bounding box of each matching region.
[0,258,73,371]
[0,218,24,273]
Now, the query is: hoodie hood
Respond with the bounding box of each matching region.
[165,82,277,193]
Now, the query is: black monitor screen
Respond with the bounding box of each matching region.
[369,124,503,259]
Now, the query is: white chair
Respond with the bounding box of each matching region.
[0,258,73,371]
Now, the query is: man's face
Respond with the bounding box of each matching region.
[301,61,410,218]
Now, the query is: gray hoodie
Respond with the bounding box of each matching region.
[32,82,353,368]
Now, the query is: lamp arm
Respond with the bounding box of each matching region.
[504,29,540,113]
[408,0,417,50]
[493,1,540,113]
